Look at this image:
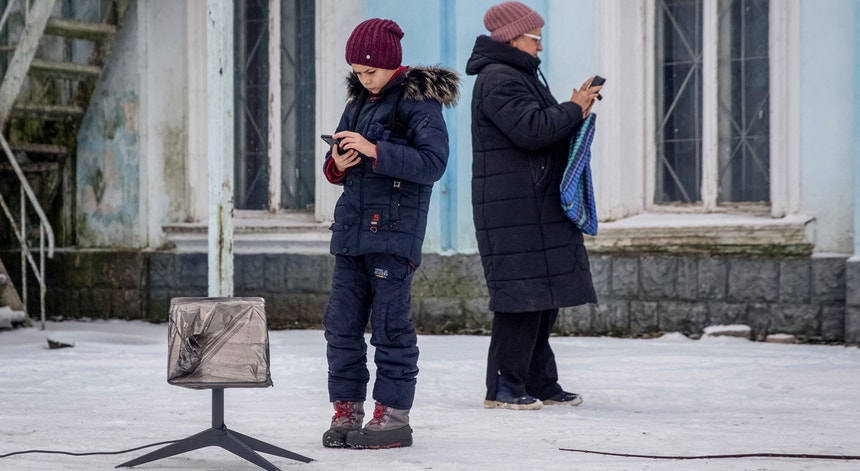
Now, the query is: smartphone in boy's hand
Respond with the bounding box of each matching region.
[321,134,346,154]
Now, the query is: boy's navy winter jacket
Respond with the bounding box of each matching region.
[324,66,460,266]
[466,35,597,313]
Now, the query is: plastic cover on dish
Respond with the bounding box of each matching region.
[167,297,273,389]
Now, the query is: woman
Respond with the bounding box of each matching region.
[466,1,601,410]
[321,18,460,448]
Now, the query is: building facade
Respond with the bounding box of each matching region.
[2,0,859,344]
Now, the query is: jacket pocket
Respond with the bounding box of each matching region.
[530,152,551,188]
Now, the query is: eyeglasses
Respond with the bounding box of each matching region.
[521,33,542,44]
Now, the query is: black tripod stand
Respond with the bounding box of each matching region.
[116,388,312,470]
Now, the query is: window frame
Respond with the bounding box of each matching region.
[187,0,344,224]
[586,0,803,254]
[636,0,799,217]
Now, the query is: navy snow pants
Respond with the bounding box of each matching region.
[485,309,564,401]
[324,253,418,410]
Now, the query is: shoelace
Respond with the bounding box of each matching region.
[332,402,358,426]
[368,402,387,426]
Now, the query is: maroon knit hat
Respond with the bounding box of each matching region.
[345,18,404,69]
[484,1,545,43]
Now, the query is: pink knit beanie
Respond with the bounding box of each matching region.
[484,1,545,43]
[345,18,404,69]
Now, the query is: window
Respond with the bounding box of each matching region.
[233,0,315,212]
[654,0,769,207]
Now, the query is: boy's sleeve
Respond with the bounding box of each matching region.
[322,104,353,185]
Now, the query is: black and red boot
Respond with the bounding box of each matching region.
[346,401,412,449]
[322,401,364,448]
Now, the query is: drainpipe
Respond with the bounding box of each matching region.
[206,0,234,297]
[439,0,456,252]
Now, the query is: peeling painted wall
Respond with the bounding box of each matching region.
[75,4,140,248]
[141,2,189,248]
[75,1,189,249]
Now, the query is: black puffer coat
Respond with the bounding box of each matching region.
[326,66,460,266]
[466,35,597,313]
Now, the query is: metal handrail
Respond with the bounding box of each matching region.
[0,0,30,47]
[0,0,54,330]
[0,130,54,330]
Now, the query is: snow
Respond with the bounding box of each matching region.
[702,324,752,338]
[0,306,25,329]
[2,320,860,471]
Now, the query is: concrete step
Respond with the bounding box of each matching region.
[163,214,332,254]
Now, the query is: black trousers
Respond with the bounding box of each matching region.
[485,309,564,401]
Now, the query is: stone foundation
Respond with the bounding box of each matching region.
[1,249,854,344]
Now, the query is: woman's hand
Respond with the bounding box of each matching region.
[570,76,603,118]
[334,131,378,159]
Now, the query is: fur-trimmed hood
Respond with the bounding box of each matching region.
[346,65,461,107]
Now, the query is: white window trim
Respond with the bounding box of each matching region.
[186,0,208,224]
[591,0,809,252]
[314,0,360,224]
[768,0,801,217]
[593,0,647,221]
[268,0,282,213]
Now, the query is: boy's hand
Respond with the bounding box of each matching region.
[334,131,378,159]
[331,144,361,172]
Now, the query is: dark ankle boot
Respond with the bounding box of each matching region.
[346,401,412,449]
[322,401,364,448]
[483,374,542,410]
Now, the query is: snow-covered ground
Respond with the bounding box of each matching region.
[2,320,859,471]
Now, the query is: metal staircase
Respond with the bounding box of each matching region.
[0,0,129,329]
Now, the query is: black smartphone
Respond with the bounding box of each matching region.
[590,75,606,100]
[321,134,346,153]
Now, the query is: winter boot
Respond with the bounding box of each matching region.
[483,374,542,410]
[322,401,364,448]
[345,401,413,449]
[543,390,583,406]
